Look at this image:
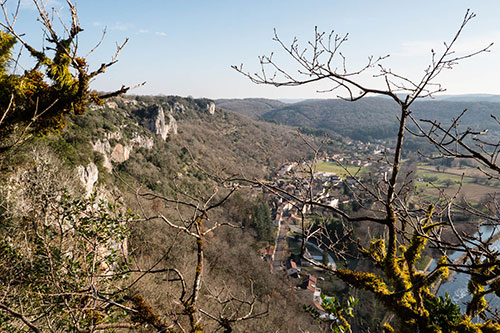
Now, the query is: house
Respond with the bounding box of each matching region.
[278,162,297,177]
[326,198,339,208]
[346,177,358,186]
[258,246,275,261]
[286,259,301,278]
[304,274,317,293]
[313,300,325,312]
[282,202,294,213]
[315,171,337,179]
[331,153,342,160]
[290,213,301,224]
[313,287,322,303]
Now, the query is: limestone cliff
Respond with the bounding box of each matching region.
[166,111,178,137]
[207,101,216,115]
[77,162,99,197]
[110,144,131,163]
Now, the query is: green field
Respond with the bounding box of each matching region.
[415,255,432,271]
[315,161,366,178]
[415,164,499,202]
[316,161,498,202]
[415,169,472,190]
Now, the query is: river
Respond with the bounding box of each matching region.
[287,236,336,267]
[289,225,499,312]
[430,224,500,311]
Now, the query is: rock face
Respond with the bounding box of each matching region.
[105,101,118,109]
[144,105,168,140]
[131,134,154,150]
[92,132,154,172]
[77,162,99,197]
[207,102,216,115]
[92,139,113,172]
[143,104,177,141]
[88,102,181,174]
[173,102,186,113]
[105,131,122,140]
[111,144,131,163]
[93,139,112,155]
[166,112,178,136]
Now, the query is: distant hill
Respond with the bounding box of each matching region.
[256,97,500,142]
[432,94,500,103]
[261,98,397,141]
[215,98,286,118]
[215,96,500,141]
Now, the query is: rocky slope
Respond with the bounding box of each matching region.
[0,94,324,332]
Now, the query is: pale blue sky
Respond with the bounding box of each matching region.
[11,0,500,99]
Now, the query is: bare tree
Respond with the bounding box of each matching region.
[234,9,500,332]
[123,182,269,332]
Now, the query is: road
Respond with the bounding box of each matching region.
[272,218,289,273]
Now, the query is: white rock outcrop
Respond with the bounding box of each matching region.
[111,144,131,163]
[105,131,122,140]
[77,162,99,197]
[143,104,178,141]
[131,134,154,150]
[144,105,168,140]
[92,139,113,172]
[207,102,215,115]
[166,112,178,136]
[105,101,118,109]
[173,102,186,113]
[93,139,112,155]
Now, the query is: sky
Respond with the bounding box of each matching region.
[9,0,500,99]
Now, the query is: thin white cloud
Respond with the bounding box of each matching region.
[395,31,499,58]
[111,22,133,31]
[20,0,61,10]
[451,32,498,54]
[155,31,167,37]
[139,29,149,34]
[394,40,438,57]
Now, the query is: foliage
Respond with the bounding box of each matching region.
[0,1,129,153]
[227,193,274,243]
[321,294,358,333]
[424,293,461,331]
[304,294,358,332]
[0,32,92,145]
[249,198,274,242]
[0,192,133,331]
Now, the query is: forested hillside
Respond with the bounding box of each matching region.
[218,97,500,142]
[215,98,286,119]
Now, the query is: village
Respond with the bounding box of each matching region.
[257,140,395,319]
